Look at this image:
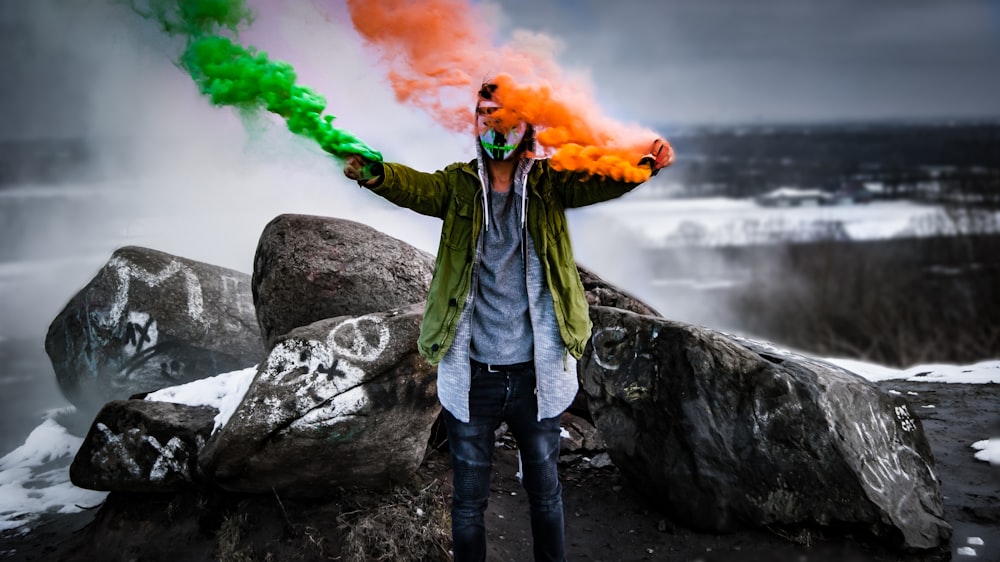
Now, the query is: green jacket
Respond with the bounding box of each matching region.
[368,159,642,364]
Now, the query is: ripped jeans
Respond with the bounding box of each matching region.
[443,361,565,562]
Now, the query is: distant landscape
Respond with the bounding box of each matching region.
[633,120,1000,367]
[663,119,1000,205]
[5,120,1000,195]
[2,120,998,367]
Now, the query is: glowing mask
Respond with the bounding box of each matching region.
[477,102,527,160]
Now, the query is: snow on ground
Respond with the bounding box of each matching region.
[972,439,1000,465]
[590,196,1000,247]
[0,411,107,533]
[0,368,258,535]
[825,358,1000,385]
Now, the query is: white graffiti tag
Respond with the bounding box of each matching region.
[96,423,142,478]
[95,423,190,481]
[327,315,391,363]
[894,405,917,432]
[853,406,895,490]
[255,315,392,429]
[143,435,189,481]
[591,326,629,370]
[106,256,204,325]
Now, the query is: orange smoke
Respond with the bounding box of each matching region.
[488,74,654,182]
[345,0,665,181]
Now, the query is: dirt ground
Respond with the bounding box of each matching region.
[2,379,997,562]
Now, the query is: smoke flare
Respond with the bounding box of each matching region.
[345,0,663,181]
[132,0,381,162]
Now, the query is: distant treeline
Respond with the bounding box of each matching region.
[646,231,1000,367]
[666,121,1000,206]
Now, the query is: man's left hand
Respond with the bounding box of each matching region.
[639,138,674,175]
[650,138,674,171]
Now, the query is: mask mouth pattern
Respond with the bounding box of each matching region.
[477,100,526,160]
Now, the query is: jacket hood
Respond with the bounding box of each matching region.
[474,125,537,232]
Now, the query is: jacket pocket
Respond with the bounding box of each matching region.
[443,195,475,251]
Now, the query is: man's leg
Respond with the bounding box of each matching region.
[504,369,566,562]
[443,367,506,562]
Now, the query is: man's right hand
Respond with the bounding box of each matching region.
[343,155,383,186]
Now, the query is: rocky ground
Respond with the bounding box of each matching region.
[1,379,997,562]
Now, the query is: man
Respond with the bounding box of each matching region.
[344,82,672,562]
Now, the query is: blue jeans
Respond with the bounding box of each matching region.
[444,362,565,562]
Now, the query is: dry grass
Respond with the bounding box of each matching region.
[732,230,1000,367]
[337,479,452,562]
[218,511,256,562]
[767,525,816,547]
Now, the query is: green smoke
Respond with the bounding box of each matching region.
[131,0,381,162]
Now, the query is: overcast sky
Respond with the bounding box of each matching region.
[2,0,999,141]
[0,0,997,343]
[493,0,1000,126]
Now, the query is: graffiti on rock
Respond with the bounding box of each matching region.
[254,314,392,429]
[94,422,191,482]
[95,422,142,478]
[117,310,185,380]
[591,326,630,371]
[143,434,190,481]
[123,311,157,356]
[327,315,391,364]
[106,256,205,326]
[220,275,250,316]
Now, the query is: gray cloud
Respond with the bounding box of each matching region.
[0,5,89,139]
[493,0,1000,125]
[3,0,997,141]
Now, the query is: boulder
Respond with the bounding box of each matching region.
[579,305,950,551]
[567,264,660,417]
[252,214,435,347]
[199,304,440,496]
[70,399,217,492]
[45,246,265,413]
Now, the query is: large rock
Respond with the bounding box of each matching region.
[199,304,440,496]
[580,305,950,551]
[45,246,265,413]
[568,264,660,417]
[252,214,435,347]
[70,399,217,492]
